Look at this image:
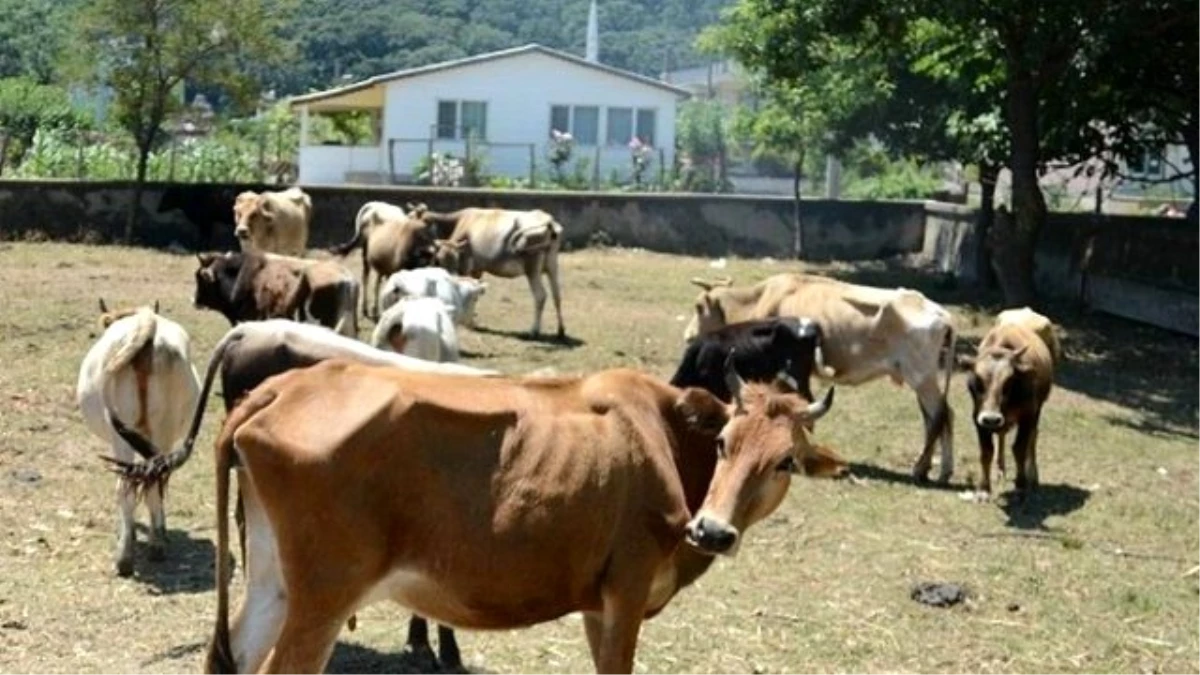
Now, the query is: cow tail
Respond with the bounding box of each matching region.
[101,326,247,492]
[329,204,371,256]
[928,326,957,445]
[206,390,274,675]
[103,310,157,377]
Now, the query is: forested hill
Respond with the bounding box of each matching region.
[273,0,730,95]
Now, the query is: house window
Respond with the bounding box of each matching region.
[549,104,599,145]
[434,100,488,140]
[436,101,457,140]
[550,105,571,136]
[607,107,633,146]
[460,101,487,140]
[635,108,656,146]
[572,106,599,145]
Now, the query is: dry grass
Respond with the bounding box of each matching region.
[0,241,1196,674]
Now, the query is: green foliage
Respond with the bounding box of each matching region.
[0,78,95,171]
[272,0,728,95]
[674,100,732,193]
[0,0,75,83]
[842,159,941,200]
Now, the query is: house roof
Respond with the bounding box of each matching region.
[289,43,690,111]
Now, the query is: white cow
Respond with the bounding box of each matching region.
[76,301,200,576]
[372,296,460,362]
[377,266,488,326]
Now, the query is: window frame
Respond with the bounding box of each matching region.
[606,107,633,146]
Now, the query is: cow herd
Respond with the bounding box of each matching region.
[72,186,1061,673]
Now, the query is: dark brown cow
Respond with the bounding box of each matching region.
[110,361,833,673]
[194,251,358,337]
[960,309,1056,494]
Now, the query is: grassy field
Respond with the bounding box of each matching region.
[0,241,1196,674]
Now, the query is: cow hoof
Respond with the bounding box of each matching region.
[116,557,134,578]
[936,472,953,486]
[402,644,437,671]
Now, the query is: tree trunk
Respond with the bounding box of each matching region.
[126,140,153,243]
[792,151,805,259]
[992,74,1045,307]
[1183,110,1198,222]
[974,162,999,289]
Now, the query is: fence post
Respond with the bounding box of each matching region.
[168,136,178,181]
[76,130,86,179]
[387,139,396,184]
[593,145,601,190]
[529,143,536,188]
[658,148,666,190]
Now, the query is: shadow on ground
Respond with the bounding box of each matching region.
[847,462,972,493]
[472,325,586,349]
[128,526,215,595]
[1000,483,1092,530]
[819,259,1199,439]
[329,641,493,674]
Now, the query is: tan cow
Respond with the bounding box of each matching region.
[330,200,435,319]
[684,273,958,483]
[960,308,1057,494]
[232,187,312,257]
[424,207,565,338]
[109,361,833,673]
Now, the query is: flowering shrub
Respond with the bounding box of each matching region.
[548,129,573,181]
[629,136,653,187]
[415,152,466,186]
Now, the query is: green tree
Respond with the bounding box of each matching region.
[66,0,291,241]
[707,0,1197,305]
[0,78,93,174]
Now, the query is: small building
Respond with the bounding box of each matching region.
[288,43,689,186]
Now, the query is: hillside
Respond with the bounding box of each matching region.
[272,0,730,95]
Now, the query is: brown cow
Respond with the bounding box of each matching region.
[109,361,833,673]
[685,273,958,484]
[194,251,359,337]
[329,200,436,319]
[424,206,565,338]
[232,187,312,257]
[960,308,1056,495]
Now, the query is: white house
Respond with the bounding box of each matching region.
[288,43,689,186]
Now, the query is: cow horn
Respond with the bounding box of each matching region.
[690,277,715,291]
[153,300,160,314]
[724,352,746,413]
[798,387,835,423]
[98,298,108,314]
[1011,344,1029,360]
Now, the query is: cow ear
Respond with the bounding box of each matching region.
[675,388,729,434]
[98,298,108,314]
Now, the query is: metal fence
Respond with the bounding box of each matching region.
[387,133,670,190]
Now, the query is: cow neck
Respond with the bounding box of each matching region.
[669,424,720,592]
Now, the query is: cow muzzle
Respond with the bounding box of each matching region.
[234,226,250,240]
[684,514,740,556]
[976,411,1004,430]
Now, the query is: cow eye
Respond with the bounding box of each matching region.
[714,437,727,459]
[776,456,797,473]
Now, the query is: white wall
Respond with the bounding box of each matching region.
[383,51,680,184]
[298,145,385,185]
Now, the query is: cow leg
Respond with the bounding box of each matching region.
[361,253,372,320]
[545,250,566,339]
[996,430,1008,484]
[231,480,287,673]
[588,589,648,674]
[402,615,437,668]
[1013,412,1040,491]
[110,440,137,577]
[260,607,345,674]
[373,272,384,322]
[437,624,463,672]
[524,257,548,337]
[143,480,167,561]
[113,476,137,577]
[976,426,996,494]
[911,378,953,484]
